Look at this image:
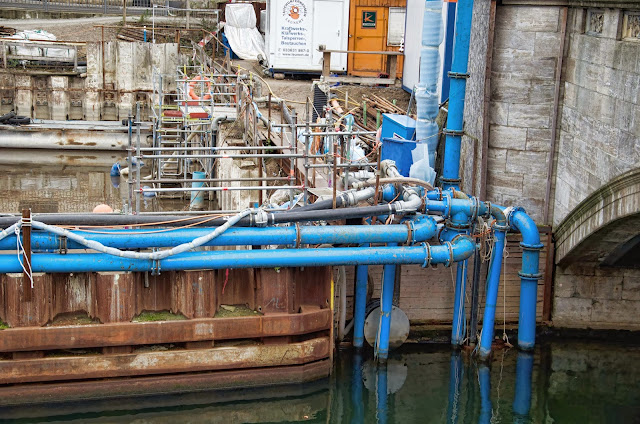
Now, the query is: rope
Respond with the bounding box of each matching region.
[15,225,33,289]
[502,238,513,347]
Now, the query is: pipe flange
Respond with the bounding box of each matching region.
[442,193,452,218]
[444,241,454,267]
[446,220,470,230]
[295,223,302,248]
[518,271,543,280]
[520,241,544,251]
[422,243,432,268]
[493,222,510,232]
[470,196,481,222]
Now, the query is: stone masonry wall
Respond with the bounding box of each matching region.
[484,5,563,223]
[552,9,640,225]
[553,264,640,329]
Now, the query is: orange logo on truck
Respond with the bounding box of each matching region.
[289,5,299,20]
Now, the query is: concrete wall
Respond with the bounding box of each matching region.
[0,41,179,121]
[552,8,640,225]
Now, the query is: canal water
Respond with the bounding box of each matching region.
[1,339,639,423]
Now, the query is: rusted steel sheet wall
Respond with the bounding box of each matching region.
[0,267,330,328]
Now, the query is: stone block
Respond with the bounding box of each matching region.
[613,98,634,133]
[486,170,524,196]
[489,125,527,150]
[494,29,535,51]
[576,87,601,121]
[526,128,552,152]
[563,82,578,109]
[522,175,548,199]
[534,32,562,57]
[602,9,623,40]
[530,82,556,104]
[573,8,587,34]
[597,67,625,99]
[489,102,509,126]
[617,131,639,165]
[487,148,507,172]
[510,6,560,32]
[508,104,552,128]
[632,105,640,136]
[597,37,618,67]
[553,297,592,323]
[575,60,602,89]
[622,276,640,301]
[505,149,548,174]
[592,276,623,300]
[599,93,616,126]
[591,299,638,324]
[613,42,639,73]
[490,73,531,103]
[622,72,640,105]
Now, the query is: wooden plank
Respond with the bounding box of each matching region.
[318,49,402,55]
[0,309,331,352]
[322,51,331,77]
[0,337,330,384]
[324,76,395,85]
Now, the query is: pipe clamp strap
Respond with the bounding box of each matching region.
[151,259,161,276]
[520,241,544,250]
[59,236,68,255]
[518,271,543,280]
[422,243,432,268]
[493,222,510,231]
[405,220,415,245]
[448,71,470,79]
[471,197,481,221]
[445,242,454,267]
[442,128,464,136]
[295,223,302,248]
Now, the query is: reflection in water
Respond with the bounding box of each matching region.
[1,339,640,422]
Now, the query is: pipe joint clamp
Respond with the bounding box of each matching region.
[444,241,454,267]
[493,222,510,232]
[58,236,68,255]
[442,128,464,137]
[518,271,543,280]
[448,71,470,79]
[405,220,416,245]
[520,241,544,251]
[254,209,269,227]
[421,243,432,268]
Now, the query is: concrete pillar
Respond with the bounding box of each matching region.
[14,75,32,118]
[50,76,69,121]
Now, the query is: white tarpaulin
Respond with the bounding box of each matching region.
[4,30,75,60]
[224,3,265,61]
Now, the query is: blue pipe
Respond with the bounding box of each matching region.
[376,243,397,362]
[376,364,388,424]
[0,218,438,252]
[353,261,369,348]
[446,352,463,424]
[478,365,492,424]
[0,238,476,274]
[509,208,543,351]
[441,0,474,190]
[478,225,507,360]
[440,1,457,103]
[513,351,534,419]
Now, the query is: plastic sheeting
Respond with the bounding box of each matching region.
[224,3,266,61]
[4,30,75,60]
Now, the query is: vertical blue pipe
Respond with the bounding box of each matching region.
[478,365,492,424]
[376,364,388,424]
[513,351,534,420]
[441,2,457,103]
[353,262,369,349]
[509,209,543,351]
[446,351,463,424]
[441,0,474,190]
[451,260,468,346]
[478,227,507,360]
[376,242,397,362]
[351,352,364,424]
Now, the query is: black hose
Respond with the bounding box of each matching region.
[0,203,397,229]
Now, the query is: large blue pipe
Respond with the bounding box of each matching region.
[509,209,543,351]
[441,0,474,190]
[353,262,369,348]
[513,351,534,419]
[376,244,397,362]
[478,225,507,360]
[0,219,438,252]
[0,238,476,274]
